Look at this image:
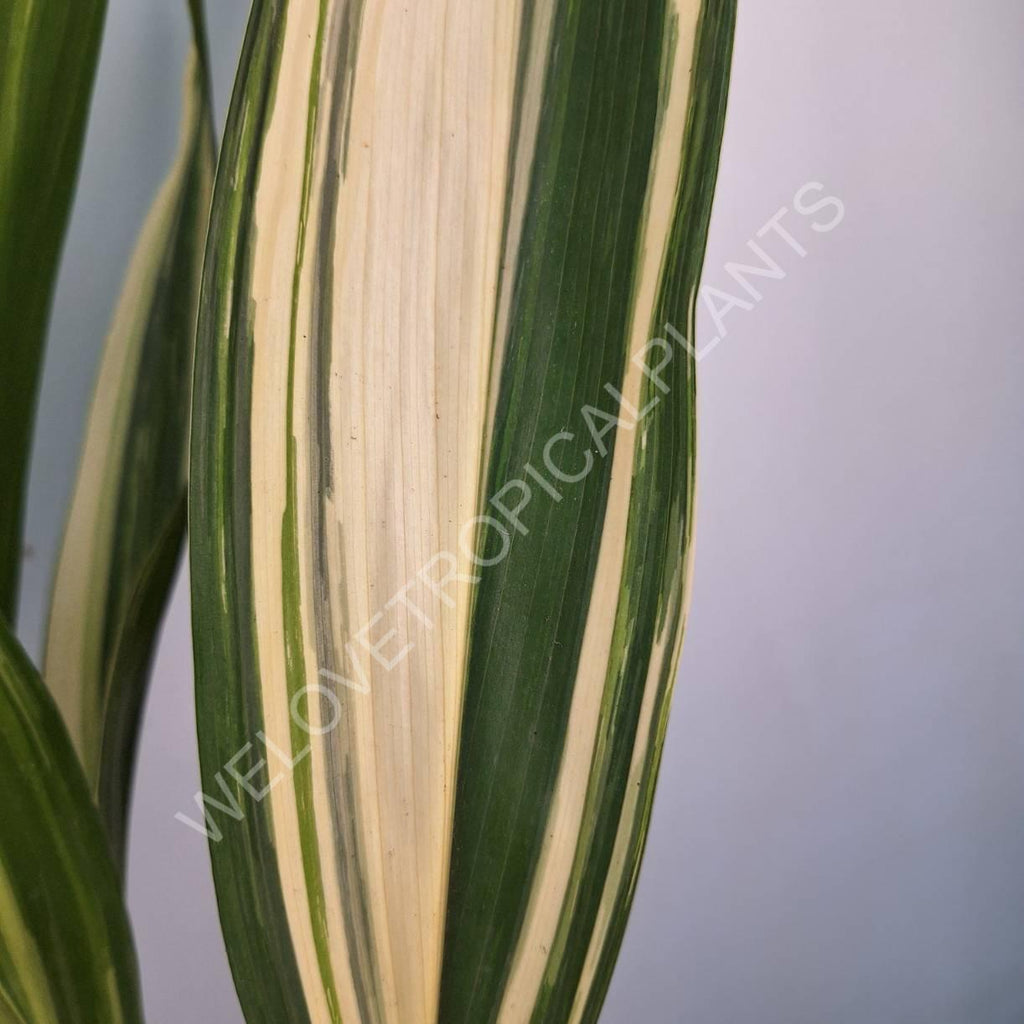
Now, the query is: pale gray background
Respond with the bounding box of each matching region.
[15,1,1024,1022]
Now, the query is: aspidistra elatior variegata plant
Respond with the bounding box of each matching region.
[190,0,735,1022]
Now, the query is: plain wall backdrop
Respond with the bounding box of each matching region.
[15,1,1024,1021]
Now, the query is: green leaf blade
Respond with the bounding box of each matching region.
[0,621,142,1024]
[43,4,216,867]
[0,0,108,621]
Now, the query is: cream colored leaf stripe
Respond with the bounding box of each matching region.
[190,0,735,1022]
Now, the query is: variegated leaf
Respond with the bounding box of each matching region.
[0,0,107,621]
[0,619,142,1024]
[190,0,735,1021]
[44,0,215,867]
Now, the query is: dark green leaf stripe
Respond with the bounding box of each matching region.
[0,0,107,621]
[190,1,734,1021]
[441,0,684,1018]
[569,8,736,1019]
[44,0,215,869]
[527,5,736,1022]
[0,620,142,1024]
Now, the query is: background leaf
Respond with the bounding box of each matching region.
[191,0,734,1021]
[0,0,108,622]
[0,619,143,1024]
[44,0,216,868]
